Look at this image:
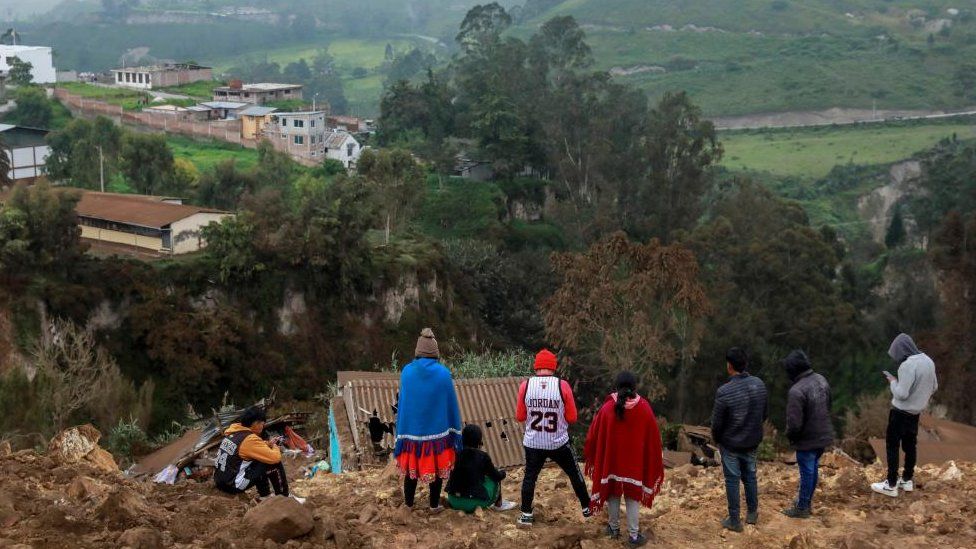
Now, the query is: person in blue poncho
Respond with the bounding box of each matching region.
[394,327,462,512]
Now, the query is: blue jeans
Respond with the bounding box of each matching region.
[720,448,758,522]
[795,448,824,510]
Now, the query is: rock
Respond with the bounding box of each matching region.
[48,425,102,465]
[473,507,485,521]
[244,496,314,544]
[0,440,11,457]
[118,527,162,549]
[788,533,814,549]
[832,467,867,493]
[96,489,151,529]
[838,533,881,549]
[357,504,378,524]
[333,529,351,549]
[940,461,962,482]
[394,533,418,545]
[84,447,119,473]
[68,476,106,500]
[821,449,860,469]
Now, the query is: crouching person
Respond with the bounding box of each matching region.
[214,407,304,503]
[446,425,517,513]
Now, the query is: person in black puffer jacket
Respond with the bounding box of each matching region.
[781,350,834,519]
[711,347,768,532]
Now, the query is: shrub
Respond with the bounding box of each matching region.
[840,391,891,461]
[447,348,533,379]
[105,418,150,465]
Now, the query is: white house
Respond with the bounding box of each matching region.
[0,45,56,84]
[323,131,361,168]
[0,124,49,182]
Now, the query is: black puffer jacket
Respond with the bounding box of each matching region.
[711,373,769,452]
[783,351,834,451]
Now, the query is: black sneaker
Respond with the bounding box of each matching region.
[582,508,593,519]
[745,510,758,525]
[781,505,811,519]
[721,517,744,532]
[605,525,620,539]
[628,533,648,547]
[517,513,534,527]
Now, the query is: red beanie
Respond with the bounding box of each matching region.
[534,349,558,371]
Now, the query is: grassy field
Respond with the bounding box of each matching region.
[719,121,976,179]
[158,80,225,99]
[167,136,260,172]
[58,82,149,111]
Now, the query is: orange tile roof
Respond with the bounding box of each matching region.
[76,192,227,229]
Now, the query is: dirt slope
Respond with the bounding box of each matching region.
[0,449,973,548]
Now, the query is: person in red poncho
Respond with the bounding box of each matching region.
[584,372,664,547]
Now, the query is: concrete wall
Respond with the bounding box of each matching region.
[169,212,232,254]
[80,225,163,252]
[0,46,56,84]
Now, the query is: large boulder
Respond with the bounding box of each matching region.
[48,425,102,464]
[48,425,119,473]
[118,526,163,549]
[244,496,314,543]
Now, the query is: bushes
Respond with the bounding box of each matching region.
[448,348,532,379]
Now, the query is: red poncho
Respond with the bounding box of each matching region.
[584,394,665,511]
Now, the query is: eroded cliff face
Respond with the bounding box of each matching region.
[857,160,926,248]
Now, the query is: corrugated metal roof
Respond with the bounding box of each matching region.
[239,106,277,116]
[336,372,527,468]
[200,101,248,110]
[323,131,352,149]
[76,192,229,229]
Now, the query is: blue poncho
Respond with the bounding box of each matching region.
[393,357,462,458]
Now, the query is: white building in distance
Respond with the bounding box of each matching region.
[0,45,56,84]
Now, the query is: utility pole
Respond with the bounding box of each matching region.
[97,145,105,192]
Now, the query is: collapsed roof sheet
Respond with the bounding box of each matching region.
[336,372,526,468]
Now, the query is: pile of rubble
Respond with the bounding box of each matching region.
[1,424,974,548]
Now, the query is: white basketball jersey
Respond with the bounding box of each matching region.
[522,376,569,450]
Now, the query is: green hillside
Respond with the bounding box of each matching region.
[517,0,976,115]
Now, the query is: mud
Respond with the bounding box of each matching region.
[1,448,974,548]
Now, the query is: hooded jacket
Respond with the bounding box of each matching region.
[887,334,938,414]
[783,351,834,451]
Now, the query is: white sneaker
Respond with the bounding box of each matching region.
[870,481,899,497]
[493,500,517,512]
[290,495,307,504]
[897,479,914,492]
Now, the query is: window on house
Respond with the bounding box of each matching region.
[284,89,291,95]
[117,73,123,82]
[281,133,286,139]
[244,93,250,98]
[311,150,317,156]
[294,135,304,145]
[347,143,355,156]
[280,118,286,126]
[293,120,303,128]
[310,120,315,127]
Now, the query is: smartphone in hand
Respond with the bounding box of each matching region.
[883,370,895,381]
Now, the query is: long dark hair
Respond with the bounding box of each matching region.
[614,371,638,420]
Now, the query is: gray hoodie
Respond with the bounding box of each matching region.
[887,334,938,414]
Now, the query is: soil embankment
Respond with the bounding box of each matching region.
[1,447,973,548]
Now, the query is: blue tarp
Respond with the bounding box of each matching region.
[328,406,342,474]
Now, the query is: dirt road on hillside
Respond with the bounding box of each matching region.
[712,106,976,130]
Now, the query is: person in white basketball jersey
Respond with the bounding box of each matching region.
[515,349,592,526]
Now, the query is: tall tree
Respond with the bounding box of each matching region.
[633,91,722,241]
[356,148,425,237]
[7,57,33,86]
[543,231,709,406]
[46,117,123,188]
[6,86,54,128]
[0,183,85,286]
[120,133,175,195]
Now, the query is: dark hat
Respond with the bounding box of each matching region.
[461,424,483,448]
[782,350,812,382]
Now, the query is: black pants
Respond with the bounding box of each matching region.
[404,477,443,508]
[216,461,289,498]
[886,408,920,486]
[521,443,590,514]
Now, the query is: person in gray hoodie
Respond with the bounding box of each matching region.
[870,333,938,497]
[781,350,833,519]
